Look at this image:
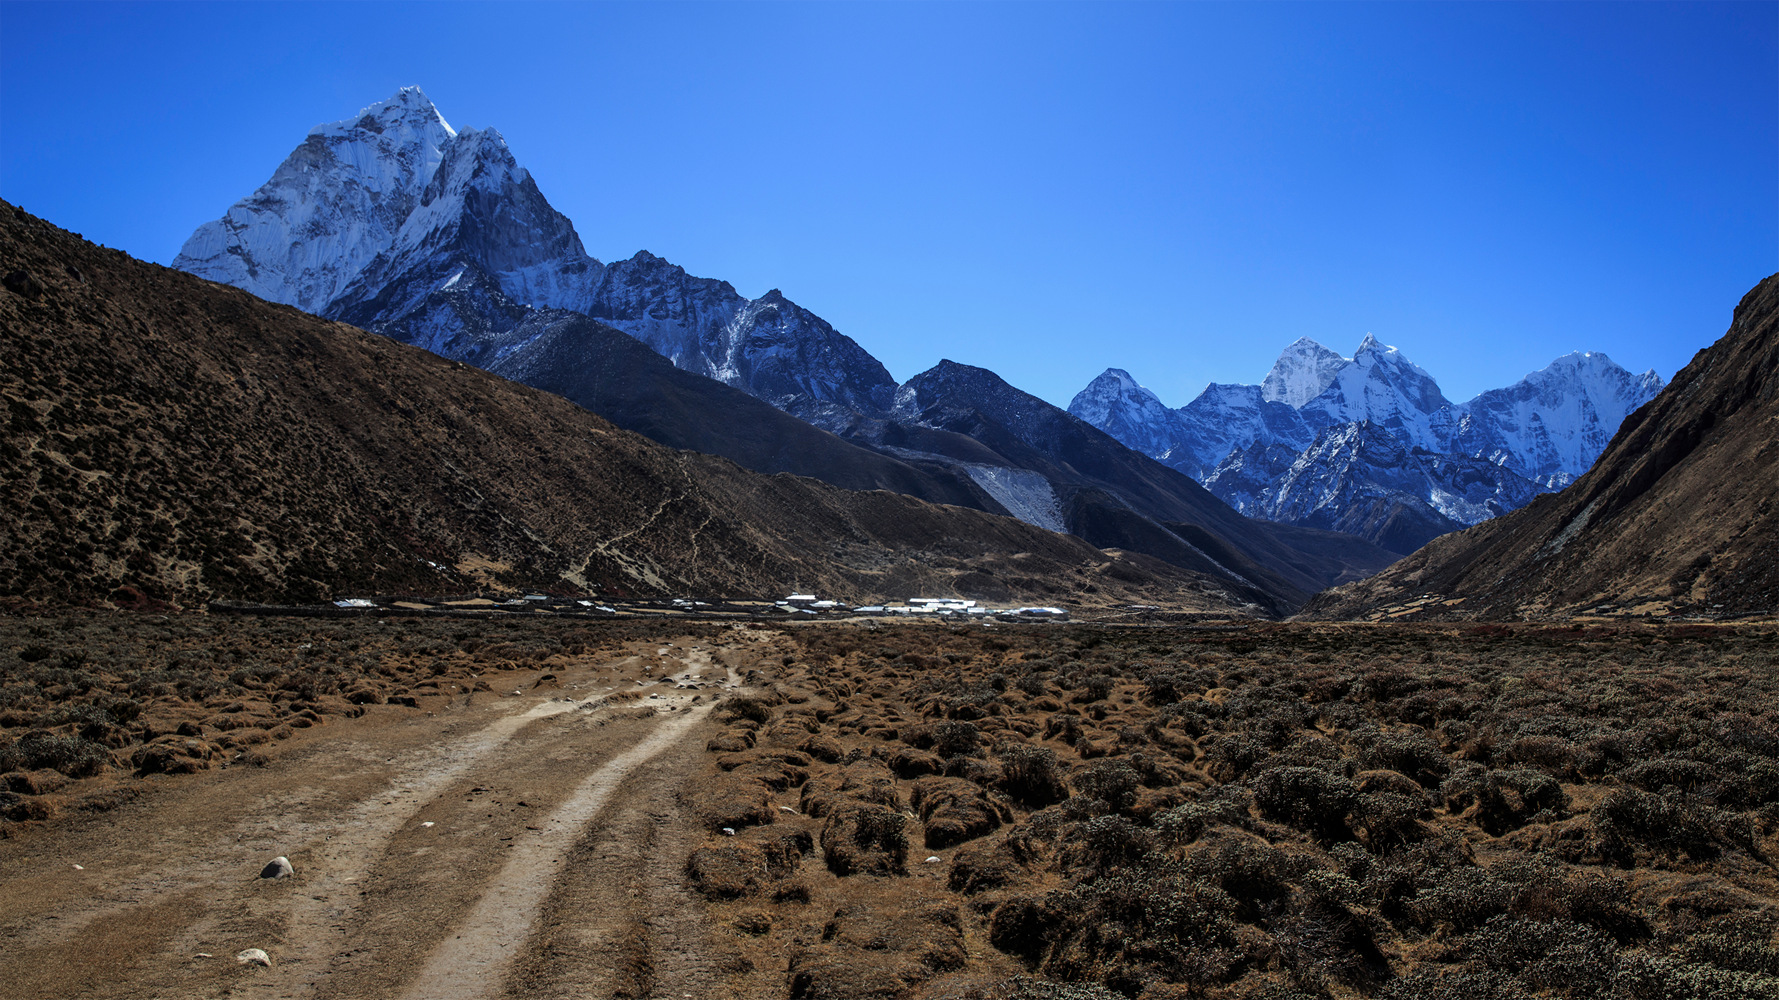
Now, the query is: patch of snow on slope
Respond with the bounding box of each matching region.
[964,466,1066,533]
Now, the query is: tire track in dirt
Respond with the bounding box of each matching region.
[232,693,612,998]
[0,640,750,1000]
[502,649,747,999]
[396,654,734,1000]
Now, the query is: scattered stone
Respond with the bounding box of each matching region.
[235,948,271,967]
[260,856,293,879]
[925,855,943,864]
[3,269,44,299]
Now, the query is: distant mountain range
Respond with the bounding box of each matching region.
[173,87,1402,613]
[1305,273,1779,621]
[16,83,1760,626]
[1069,336,1662,552]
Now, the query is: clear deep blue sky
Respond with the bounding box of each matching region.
[3,2,1774,408]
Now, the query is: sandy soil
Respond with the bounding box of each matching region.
[0,635,764,1000]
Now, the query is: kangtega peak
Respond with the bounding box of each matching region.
[1070,339,1663,552]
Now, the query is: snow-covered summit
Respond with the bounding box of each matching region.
[174,86,459,314]
[1454,350,1664,485]
[1067,369,1184,459]
[1070,333,1665,553]
[1299,336,1453,451]
[1260,337,1349,408]
[308,86,456,141]
[177,86,898,415]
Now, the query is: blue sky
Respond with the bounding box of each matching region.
[2,2,1774,408]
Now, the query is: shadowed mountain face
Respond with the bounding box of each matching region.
[847,360,1402,615]
[0,203,1259,613]
[476,311,1002,510]
[1303,273,1779,621]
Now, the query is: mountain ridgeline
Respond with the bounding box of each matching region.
[173,87,1399,614]
[1069,337,1663,553]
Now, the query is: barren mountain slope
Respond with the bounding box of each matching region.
[0,203,1248,612]
[1303,273,1779,621]
[480,311,1002,513]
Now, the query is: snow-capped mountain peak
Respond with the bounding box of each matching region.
[1069,368,1166,425]
[174,86,459,315]
[1298,337,1451,451]
[1066,368,1184,460]
[1072,332,1664,554]
[1260,337,1349,408]
[308,86,456,142]
[1454,349,1664,484]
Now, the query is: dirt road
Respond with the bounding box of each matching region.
[0,635,766,999]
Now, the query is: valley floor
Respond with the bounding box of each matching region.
[2,616,1777,999]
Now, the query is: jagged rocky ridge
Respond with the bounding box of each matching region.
[1302,272,1779,621]
[175,87,896,415]
[174,87,1399,613]
[1070,336,1663,552]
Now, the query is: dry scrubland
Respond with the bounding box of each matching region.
[3,616,1777,999]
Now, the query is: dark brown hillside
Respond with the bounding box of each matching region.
[1304,272,1779,621]
[0,202,1253,612]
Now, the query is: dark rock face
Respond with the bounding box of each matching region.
[480,311,999,510]
[586,256,898,414]
[1304,272,1779,621]
[1242,420,1546,551]
[4,269,45,299]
